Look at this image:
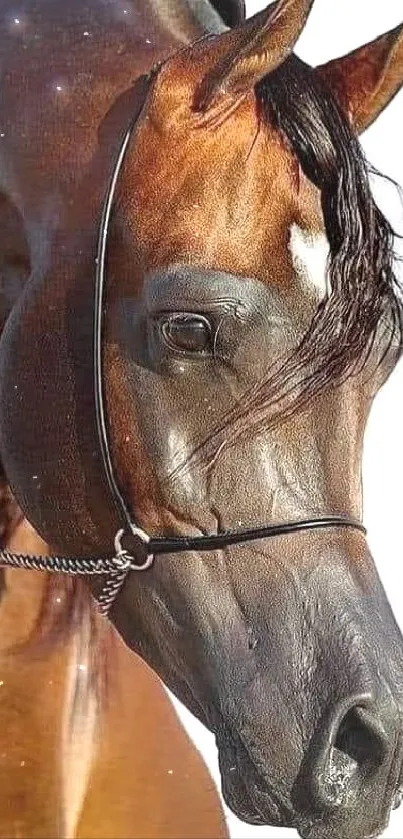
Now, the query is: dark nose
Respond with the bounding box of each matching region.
[297,693,401,815]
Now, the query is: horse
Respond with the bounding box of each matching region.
[0,0,402,837]
[0,480,229,839]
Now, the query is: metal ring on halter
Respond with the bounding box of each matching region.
[114,526,154,571]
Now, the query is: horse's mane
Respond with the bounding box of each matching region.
[256,55,402,402]
[174,54,403,475]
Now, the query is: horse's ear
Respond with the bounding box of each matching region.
[194,0,315,112]
[316,23,403,134]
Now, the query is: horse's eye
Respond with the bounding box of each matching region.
[160,313,212,354]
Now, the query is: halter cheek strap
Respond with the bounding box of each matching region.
[0,68,367,618]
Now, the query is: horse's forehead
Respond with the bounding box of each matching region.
[123,88,324,290]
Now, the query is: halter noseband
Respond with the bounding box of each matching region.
[0,76,367,617]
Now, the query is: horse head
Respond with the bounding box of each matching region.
[0,1,403,837]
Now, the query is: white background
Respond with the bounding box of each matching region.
[172,1,403,837]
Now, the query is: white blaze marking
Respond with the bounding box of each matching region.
[289,223,330,299]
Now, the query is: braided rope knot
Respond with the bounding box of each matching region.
[0,550,126,576]
[0,526,155,617]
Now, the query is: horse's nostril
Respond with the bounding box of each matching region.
[323,703,390,808]
[305,697,393,813]
[320,707,383,807]
[334,706,388,770]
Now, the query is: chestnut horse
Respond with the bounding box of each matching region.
[0,1,403,838]
[0,487,228,838]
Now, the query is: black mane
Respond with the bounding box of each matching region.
[257,54,402,380]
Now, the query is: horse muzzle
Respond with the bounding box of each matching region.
[215,692,403,839]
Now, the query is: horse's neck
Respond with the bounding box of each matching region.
[0,512,104,839]
[0,514,228,839]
